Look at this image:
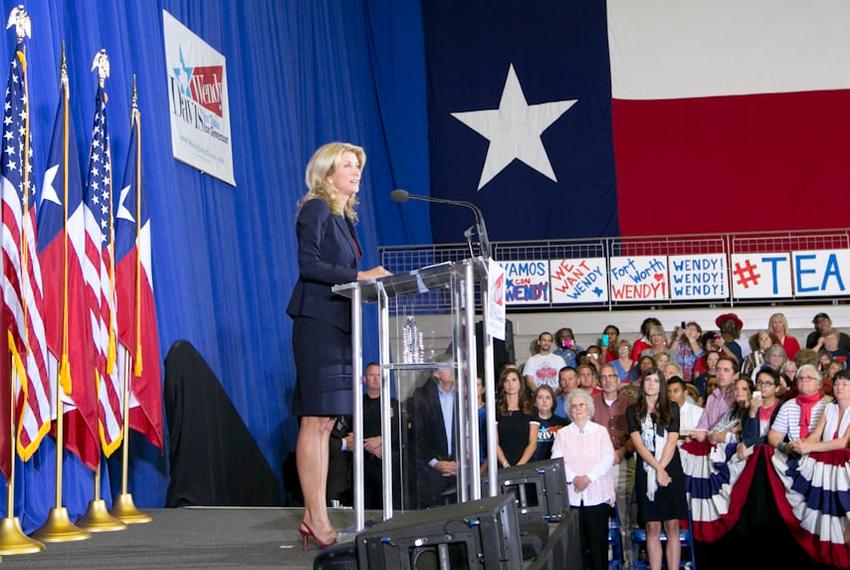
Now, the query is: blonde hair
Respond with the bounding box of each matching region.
[302,142,365,221]
[769,313,789,335]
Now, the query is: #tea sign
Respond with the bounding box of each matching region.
[730,253,792,298]
[610,256,668,301]
[669,254,728,300]
[500,260,550,305]
[549,258,608,304]
[791,249,850,297]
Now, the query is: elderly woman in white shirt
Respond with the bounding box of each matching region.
[791,368,850,454]
[551,389,615,570]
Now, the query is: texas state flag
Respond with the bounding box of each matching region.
[422,0,850,242]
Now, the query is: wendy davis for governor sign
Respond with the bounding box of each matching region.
[163,10,235,185]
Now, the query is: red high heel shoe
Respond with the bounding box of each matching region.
[299,522,336,550]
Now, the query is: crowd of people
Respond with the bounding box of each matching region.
[326,310,849,569]
[505,311,850,569]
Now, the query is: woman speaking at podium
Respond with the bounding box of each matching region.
[287,142,390,549]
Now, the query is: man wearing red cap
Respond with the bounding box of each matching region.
[716,313,749,363]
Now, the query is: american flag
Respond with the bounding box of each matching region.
[0,41,50,476]
[83,84,122,456]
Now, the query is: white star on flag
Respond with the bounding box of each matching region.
[451,63,578,190]
[40,164,61,205]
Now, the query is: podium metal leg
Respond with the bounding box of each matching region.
[351,287,364,532]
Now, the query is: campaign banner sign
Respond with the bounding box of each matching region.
[730,253,792,298]
[500,260,550,305]
[487,259,507,339]
[792,249,850,297]
[549,258,608,304]
[669,254,728,300]
[610,256,669,301]
[163,10,236,185]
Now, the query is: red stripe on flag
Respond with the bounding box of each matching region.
[612,90,850,236]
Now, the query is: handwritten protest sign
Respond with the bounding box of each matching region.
[610,256,669,301]
[792,249,850,297]
[500,260,550,305]
[669,254,728,300]
[549,258,608,304]
[730,253,792,298]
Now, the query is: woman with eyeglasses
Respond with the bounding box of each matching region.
[768,365,829,453]
[742,368,783,447]
[551,389,615,570]
[790,368,850,453]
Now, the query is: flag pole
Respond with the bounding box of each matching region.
[0,7,44,554]
[77,50,125,533]
[110,76,150,524]
[110,349,149,523]
[31,43,90,543]
[0,356,44,554]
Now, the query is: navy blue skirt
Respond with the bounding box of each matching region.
[291,317,353,417]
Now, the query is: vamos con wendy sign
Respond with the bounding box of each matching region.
[163,10,235,185]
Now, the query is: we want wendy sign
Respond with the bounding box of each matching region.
[163,10,235,185]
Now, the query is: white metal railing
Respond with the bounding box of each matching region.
[379,227,850,312]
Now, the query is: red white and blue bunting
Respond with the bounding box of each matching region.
[679,442,850,568]
[768,447,850,568]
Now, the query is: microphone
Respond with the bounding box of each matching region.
[389,189,410,203]
[390,189,491,259]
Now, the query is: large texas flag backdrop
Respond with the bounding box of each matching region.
[420,0,850,242]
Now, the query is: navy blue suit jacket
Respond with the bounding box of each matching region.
[286,199,360,332]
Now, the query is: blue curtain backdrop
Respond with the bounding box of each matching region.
[0,0,432,528]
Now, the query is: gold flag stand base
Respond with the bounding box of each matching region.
[77,499,126,532]
[110,493,151,524]
[31,507,91,542]
[0,516,44,555]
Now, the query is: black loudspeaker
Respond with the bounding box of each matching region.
[525,509,582,570]
[313,540,358,570]
[497,459,569,524]
[356,494,523,570]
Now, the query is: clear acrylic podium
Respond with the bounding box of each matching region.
[332,257,499,530]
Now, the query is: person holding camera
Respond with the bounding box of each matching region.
[672,321,704,381]
[741,367,782,447]
[554,327,580,367]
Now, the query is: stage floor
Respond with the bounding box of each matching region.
[3,507,363,569]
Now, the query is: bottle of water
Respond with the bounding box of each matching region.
[402,316,422,364]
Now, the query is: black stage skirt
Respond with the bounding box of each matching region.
[291,316,353,417]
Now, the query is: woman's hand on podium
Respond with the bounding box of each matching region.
[357,265,392,281]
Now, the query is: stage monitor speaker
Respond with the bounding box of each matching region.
[356,494,522,570]
[313,540,358,570]
[497,459,569,524]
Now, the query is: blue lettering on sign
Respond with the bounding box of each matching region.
[563,266,603,299]
[795,254,818,293]
[611,257,665,283]
[671,258,722,273]
[795,253,846,293]
[505,280,549,303]
[822,254,846,291]
[505,261,547,277]
[762,256,788,295]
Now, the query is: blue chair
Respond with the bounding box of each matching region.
[608,503,625,570]
[628,496,697,569]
